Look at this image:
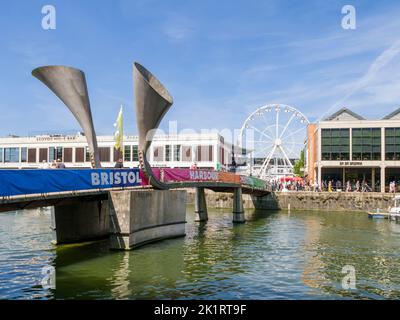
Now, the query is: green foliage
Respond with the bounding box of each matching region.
[293,150,305,177]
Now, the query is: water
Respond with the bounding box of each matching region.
[1,206,400,299]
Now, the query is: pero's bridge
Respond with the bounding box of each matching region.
[0,167,269,213]
[0,62,270,250]
[0,167,269,249]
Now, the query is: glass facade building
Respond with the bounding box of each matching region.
[307,107,400,193]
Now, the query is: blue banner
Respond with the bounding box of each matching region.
[0,169,143,197]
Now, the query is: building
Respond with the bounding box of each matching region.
[306,107,400,192]
[0,132,243,170]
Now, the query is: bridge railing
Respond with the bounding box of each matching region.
[0,168,269,198]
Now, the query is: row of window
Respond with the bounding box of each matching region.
[321,129,350,161]
[385,128,400,160]
[321,128,400,161]
[352,128,381,161]
[0,146,103,163]
[0,145,215,163]
[152,145,214,162]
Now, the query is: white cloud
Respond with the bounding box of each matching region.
[162,16,195,42]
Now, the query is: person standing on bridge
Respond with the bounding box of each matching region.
[114,158,124,169]
[39,160,50,169]
[56,159,66,169]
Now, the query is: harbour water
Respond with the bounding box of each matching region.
[1,206,400,299]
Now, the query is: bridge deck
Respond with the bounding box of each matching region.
[0,182,268,213]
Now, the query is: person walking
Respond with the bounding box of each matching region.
[114,158,124,169]
[346,180,351,192]
[328,181,332,193]
[190,162,198,170]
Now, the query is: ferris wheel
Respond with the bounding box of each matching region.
[239,104,309,180]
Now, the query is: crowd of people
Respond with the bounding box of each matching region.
[38,159,66,169]
[270,179,307,191]
[269,177,398,193]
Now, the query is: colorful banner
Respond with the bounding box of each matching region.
[0,169,143,197]
[162,168,219,182]
[240,175,266,189]
[219,172,241,184]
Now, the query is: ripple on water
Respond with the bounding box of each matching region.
[1,208,400,299]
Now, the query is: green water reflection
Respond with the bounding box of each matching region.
[1,206,400,299]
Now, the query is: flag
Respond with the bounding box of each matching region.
[114,105,123,154]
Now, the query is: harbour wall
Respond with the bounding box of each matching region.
[186,190,395,213]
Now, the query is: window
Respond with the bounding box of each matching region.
[75,148,85,162]
[182,146,192,162]
[99,147,111,162]
[352,128,381,161]
[385,127,400,160]
[39,148,48,162]
[174,145,181,161]
[124,145,131,162]
[85,147,90,162]
[4,148,19,163]
[0,148,3,162]
[165,145,171,162]
[28,149,37,163]
[49,147,63,162]
[64,148,73,163]
[21,147,27,163]
[321,129,350,161]
[132,145,139,161]
[153,146,164,162]
[196,145,214,162]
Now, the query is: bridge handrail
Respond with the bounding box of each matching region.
[0,168,269,198]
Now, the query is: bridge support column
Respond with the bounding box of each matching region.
[195,187,208,222]
[52,200,109,244]
[109,190,187,250]
[232,187,245,223]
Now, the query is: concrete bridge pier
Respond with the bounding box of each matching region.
[52,200,110,244]
[232,187,245,223]
[109,189,187,250]
[195,187,208,222]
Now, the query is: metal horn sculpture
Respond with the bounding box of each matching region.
[32,66,101,168]
[134,62,173,189]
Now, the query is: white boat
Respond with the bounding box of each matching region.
[368,211,389,219]
[389,195,400,221]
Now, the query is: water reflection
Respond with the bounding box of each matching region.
[1,207,400,299]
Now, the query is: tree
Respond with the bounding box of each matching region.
[293,150,305,177]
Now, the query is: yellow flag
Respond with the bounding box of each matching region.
[114,105,123,153]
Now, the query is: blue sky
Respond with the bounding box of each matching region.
[1,0,400,137]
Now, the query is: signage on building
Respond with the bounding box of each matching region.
[35,136,78,142]
[339,161,363,166]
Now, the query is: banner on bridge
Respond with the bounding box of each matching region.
[161,168,219,183]
[0,169,143,197]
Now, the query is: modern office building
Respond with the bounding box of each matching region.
[0,132,244,170]
[306,107,400,192]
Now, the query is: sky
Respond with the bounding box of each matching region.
[1,0,400,139]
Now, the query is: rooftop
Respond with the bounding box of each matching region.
[323,107,400,122]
